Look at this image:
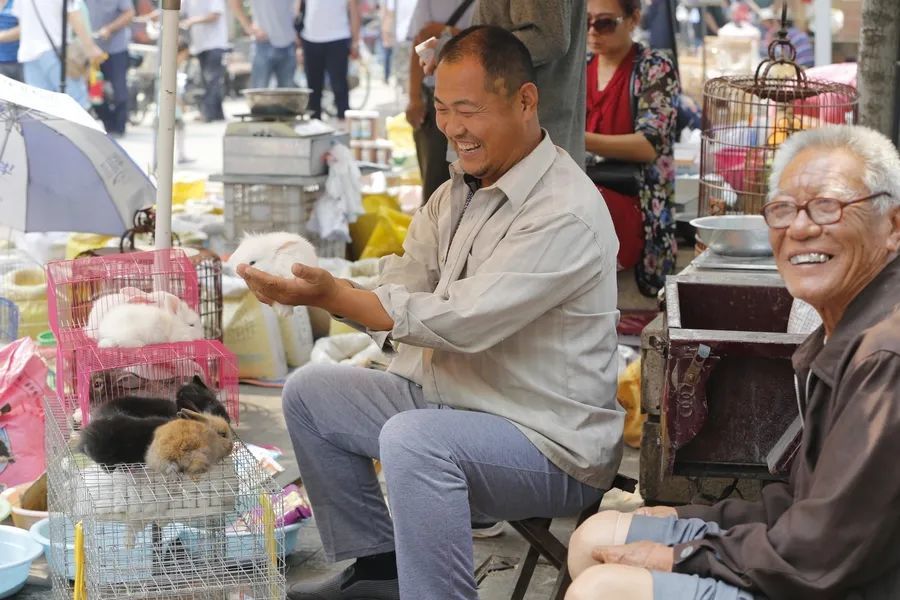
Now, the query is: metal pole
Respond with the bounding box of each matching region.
[60,0,68,93]
[813,0,832,67]
[154,0,181,250]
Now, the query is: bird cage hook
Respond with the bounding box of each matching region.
[754,3,806,88]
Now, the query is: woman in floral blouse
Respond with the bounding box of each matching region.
[585,0,679,296]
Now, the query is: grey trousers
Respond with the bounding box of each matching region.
[282,364,604,600]
[626,515,760,600]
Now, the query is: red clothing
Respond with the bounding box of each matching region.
[586,47,643,270]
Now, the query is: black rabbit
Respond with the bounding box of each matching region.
[79,395,179,468]
[176,375,230,423]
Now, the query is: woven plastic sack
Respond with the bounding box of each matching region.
[278,306,315,368]
[0,337,51,486]
[1,267,48,339]
[223,292,288,380]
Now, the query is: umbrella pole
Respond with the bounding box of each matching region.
[60,0,67,93]
[154,0,181,250]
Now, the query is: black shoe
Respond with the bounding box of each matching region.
[288,564,400,600]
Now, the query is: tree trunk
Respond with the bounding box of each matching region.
[857,0,900,137]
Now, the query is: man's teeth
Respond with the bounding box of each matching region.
[458,142,481,152]
[790,253,831,265]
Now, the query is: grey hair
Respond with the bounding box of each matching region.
[767,125,900,213]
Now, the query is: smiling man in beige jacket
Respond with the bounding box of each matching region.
[238,25,623,600]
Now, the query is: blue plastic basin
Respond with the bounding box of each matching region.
[0,524,44,598]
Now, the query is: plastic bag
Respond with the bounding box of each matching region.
[350,206,412,260]
[310,333,391,369]
[0,337,51,487]
[617,357,645,449]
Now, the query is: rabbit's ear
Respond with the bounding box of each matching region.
[161,294,182,315]
[177,409,206,421]
[191,375,207,388]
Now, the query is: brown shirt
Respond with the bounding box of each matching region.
[674,255,900,599]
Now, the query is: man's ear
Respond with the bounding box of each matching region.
[886,205,900,254]
[518,82,539,119]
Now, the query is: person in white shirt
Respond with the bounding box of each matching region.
[181,0,227,121]
[12,0,103,108]
[298,0,359,120]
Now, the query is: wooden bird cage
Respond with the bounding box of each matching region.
[698,7,859,217]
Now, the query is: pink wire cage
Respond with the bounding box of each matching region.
[44,249,239,424]
[45,249,200,339]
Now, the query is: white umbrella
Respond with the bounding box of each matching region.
[0,75,155,235]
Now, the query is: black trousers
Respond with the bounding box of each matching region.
[413,86,451,204]
[96,50,129,134]
[197,48,226,122]
[301,37,350,119]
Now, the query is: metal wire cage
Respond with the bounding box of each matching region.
[45,395,285,600]
[698,9,859,217]
[0,297,17,345]
[190,249,224,342]
[222,181,348,258]
[65,339,241,426]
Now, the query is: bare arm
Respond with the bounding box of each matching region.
[0,26,18,43]
[182,11,221,29]
[585,132,657,163]
[227,0,252,34]
[98,8,135,40]
[348,0,360,56]
[237,264,395,331]
[67,10,103,59]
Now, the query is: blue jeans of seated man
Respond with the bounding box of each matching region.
[23,49,88,108]
[250,41,296,89]
[282,363,605,600]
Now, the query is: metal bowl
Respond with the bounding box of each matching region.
[242,88,311,117]
[690,215,772,257]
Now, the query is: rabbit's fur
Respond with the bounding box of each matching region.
[226,232,318,318]
[175,375,230,422]
[96,297,202,348]
[145,409,234,478]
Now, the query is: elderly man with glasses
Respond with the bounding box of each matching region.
[564,124,900,600]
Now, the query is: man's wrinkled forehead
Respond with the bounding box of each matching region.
[436,57,515,99]
[778,147,867,197]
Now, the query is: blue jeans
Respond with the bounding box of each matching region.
[250,41,296,89]
[96,50,129,134]
[23,49,88,108]
[282,363,604,600]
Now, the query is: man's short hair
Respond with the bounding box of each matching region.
[768,125,900,214]
[437,25,537,98]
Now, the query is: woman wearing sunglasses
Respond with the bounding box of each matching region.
[585,0,678,297]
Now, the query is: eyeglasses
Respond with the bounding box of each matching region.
[588,16,624,34]
[760,191,891,229]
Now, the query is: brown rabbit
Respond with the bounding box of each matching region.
[145,409,234,478]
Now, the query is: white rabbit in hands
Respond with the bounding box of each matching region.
[96,294,203,348]
[227,232,319,318]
